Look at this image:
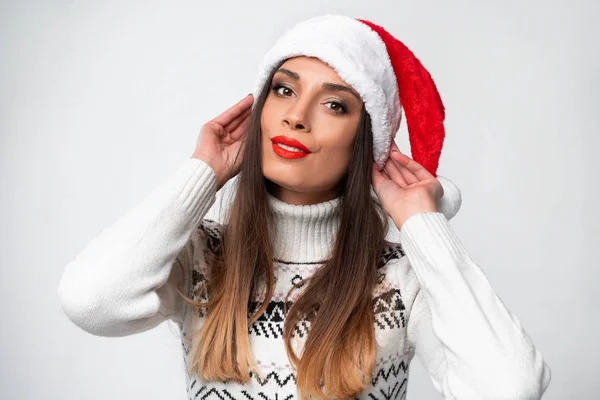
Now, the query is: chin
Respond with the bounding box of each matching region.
[264,174,300,191]
[263,170,305,193]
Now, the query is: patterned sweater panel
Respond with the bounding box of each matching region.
[179,218,421,400]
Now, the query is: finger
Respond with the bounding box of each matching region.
[389,152,418,185]
[212,94,254,127]
[390,149,434,181]
[382,157,408,188]
[215,103,251,144]
[381,167,392,182]
[227,106,252,134]
[388,142,418,184]
[229,114,251,142]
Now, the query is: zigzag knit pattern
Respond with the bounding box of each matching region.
[179,219,415,400]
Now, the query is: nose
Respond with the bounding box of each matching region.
[282,99,311,132]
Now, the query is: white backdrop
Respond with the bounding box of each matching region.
[1,0,598,398]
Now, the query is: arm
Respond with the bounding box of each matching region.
[400,212,551,400]
[57,157,217,337]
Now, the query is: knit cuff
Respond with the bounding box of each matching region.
[397,212,469,266]
[164,157,218,223]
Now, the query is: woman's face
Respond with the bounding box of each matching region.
[261,56,364,205]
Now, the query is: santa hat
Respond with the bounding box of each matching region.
[251,14,461,220]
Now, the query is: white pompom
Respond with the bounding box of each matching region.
[435,175,462,220]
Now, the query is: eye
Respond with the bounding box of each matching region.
[324,101,347,115]
[271,84,294,97]
[270,83,347,115]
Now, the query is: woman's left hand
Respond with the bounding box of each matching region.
[371,141,444,230]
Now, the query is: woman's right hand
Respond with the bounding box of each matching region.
[191,94,254,191]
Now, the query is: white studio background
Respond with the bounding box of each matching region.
[1,1,598,399]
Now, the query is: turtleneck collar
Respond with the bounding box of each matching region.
[267,191,341,264]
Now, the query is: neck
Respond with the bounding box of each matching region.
[267,191,341,264]
[268,184,338,206]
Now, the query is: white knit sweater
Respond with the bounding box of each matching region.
[57,157,551,399]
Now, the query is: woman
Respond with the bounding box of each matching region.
[57,14,551,400]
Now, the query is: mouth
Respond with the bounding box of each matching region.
[270,135,311,159]
[270,136,311,153]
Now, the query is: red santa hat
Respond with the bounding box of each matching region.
[251,14,461,220]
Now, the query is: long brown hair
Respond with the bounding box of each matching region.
[177,58,389,399]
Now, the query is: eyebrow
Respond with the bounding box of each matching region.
[275,68,362,103]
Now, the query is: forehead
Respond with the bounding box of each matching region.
[278,56,346,84]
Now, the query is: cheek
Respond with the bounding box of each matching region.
[317,142,353,176]
[307,131,354,183]
[317,122,356,161]
[261,97,278,129]
[319,126,357,175]
[260,104,275,156]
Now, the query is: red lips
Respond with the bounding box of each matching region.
[270,136,311,153]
